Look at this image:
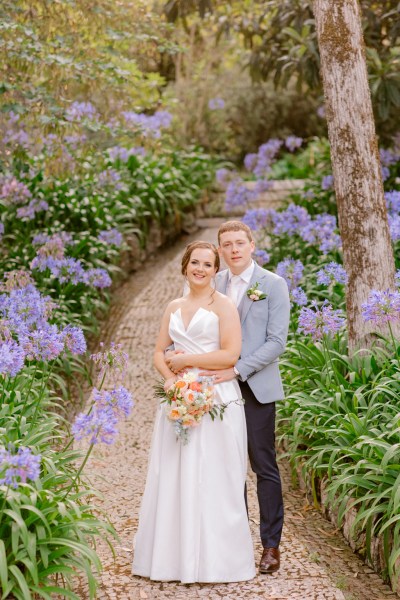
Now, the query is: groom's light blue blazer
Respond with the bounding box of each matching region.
[216,263,290,404]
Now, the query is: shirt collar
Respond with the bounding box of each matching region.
[229,260,255,284]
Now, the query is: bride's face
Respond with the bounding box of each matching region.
[186,248,217,286]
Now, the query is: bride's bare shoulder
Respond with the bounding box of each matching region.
[164,297,185,315]
[212,292,237,313]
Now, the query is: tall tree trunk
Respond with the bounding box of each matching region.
[313,0,397,353]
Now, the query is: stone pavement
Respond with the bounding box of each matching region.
[74,222,397,600]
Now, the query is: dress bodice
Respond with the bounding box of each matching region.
[169,307,220,354]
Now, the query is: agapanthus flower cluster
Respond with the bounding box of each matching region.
[244,139,282,179]
[225,178,257,211]
[30,236,112,288]
[361,289,400,325]
[90,341,129,384]
[122,110,172,138]
[65,101,99,123]
[32,232,74,247]
[253,249,270,266]
[72,342,134,445]
[0,285,57,336]
[107,146,146,162]
[208,98,225,110]
[271,204,311,236]
[0,269,35,292]
[300,213,341,254]
[3,113,32,151]
[242,208,274,231]
[388,215,400,242]
[93,386,134,418]
[0,340,25,376]
[61,324,87,355]
[16,199,49,220]
[321,175,334,191]
[0,446,41,488]
[84,268,112,288]
[380,148,399,168]
[386,191,400,216]
[298,301,346,341]
[317,262,348,286]
[97,168,125,191]
[98,228,123,247]
[276,259,304,291]
[285,136,303,152]
[0,222,4,241]
[0,176,31,205]
[216,168,235,188]
[64,133,87,150]
[290,286,308,307]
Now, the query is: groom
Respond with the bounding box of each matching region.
[203,220,290,574]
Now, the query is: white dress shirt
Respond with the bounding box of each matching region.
[227,261,255,307]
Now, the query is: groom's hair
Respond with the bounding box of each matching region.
[217,221,253,244]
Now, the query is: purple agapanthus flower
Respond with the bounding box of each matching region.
[107,146,145,162]
[72,407,118,445]
[0,222,4,241]
[50,258,86,284]
[65,101,99,122]
[0,447,41,488]
[317,262,348,286]
[0,340,25,376]
[216,168,234,188]
[253,180,272,194]
[242,208,273,231]
[298,301,346,341]
[21,324,65,362]
[272,204,311,236]
[386,191,400,216]
[16,199,49,220]
[208,98,225,110]
[290,286,308,307]
[361,289,400,325]
[321,175,334,191]
[84,268,112,288]
[253,249,270,266]
[276,259,304,291]
[380,148,399,167]
[0,285,56,335]
[93,386,134,418]
[98,228,123,247]
[91,341,128,383]
[0,176,32,205]
[285,136,303,152]
[225,178,256,211]
[388,214,400,242]
[61,325,87,355]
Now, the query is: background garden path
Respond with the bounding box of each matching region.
[76,220,397,600]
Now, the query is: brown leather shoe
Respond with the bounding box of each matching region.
[259,547,280,573]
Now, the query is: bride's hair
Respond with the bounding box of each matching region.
[181,241,220,275]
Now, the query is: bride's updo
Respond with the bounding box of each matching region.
[181,241,220,276]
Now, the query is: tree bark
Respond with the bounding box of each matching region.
[313,0,397,353]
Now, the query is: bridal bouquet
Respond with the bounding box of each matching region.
[156,371,230,444]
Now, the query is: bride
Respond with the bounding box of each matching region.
[132,241,255,583]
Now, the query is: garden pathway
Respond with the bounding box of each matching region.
[75,220,397,600]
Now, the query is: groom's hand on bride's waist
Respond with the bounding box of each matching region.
[199,368,236,384]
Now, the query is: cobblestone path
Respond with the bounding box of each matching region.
[76,222,397,600]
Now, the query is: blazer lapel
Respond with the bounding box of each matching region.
[239,264,268,323]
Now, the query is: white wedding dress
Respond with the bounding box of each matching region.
[132,307,255,583]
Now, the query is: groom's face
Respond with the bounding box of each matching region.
[218,230,255,275]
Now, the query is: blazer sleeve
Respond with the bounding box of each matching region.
[235,277,290,381]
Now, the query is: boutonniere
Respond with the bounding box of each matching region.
[246,282,267,301]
